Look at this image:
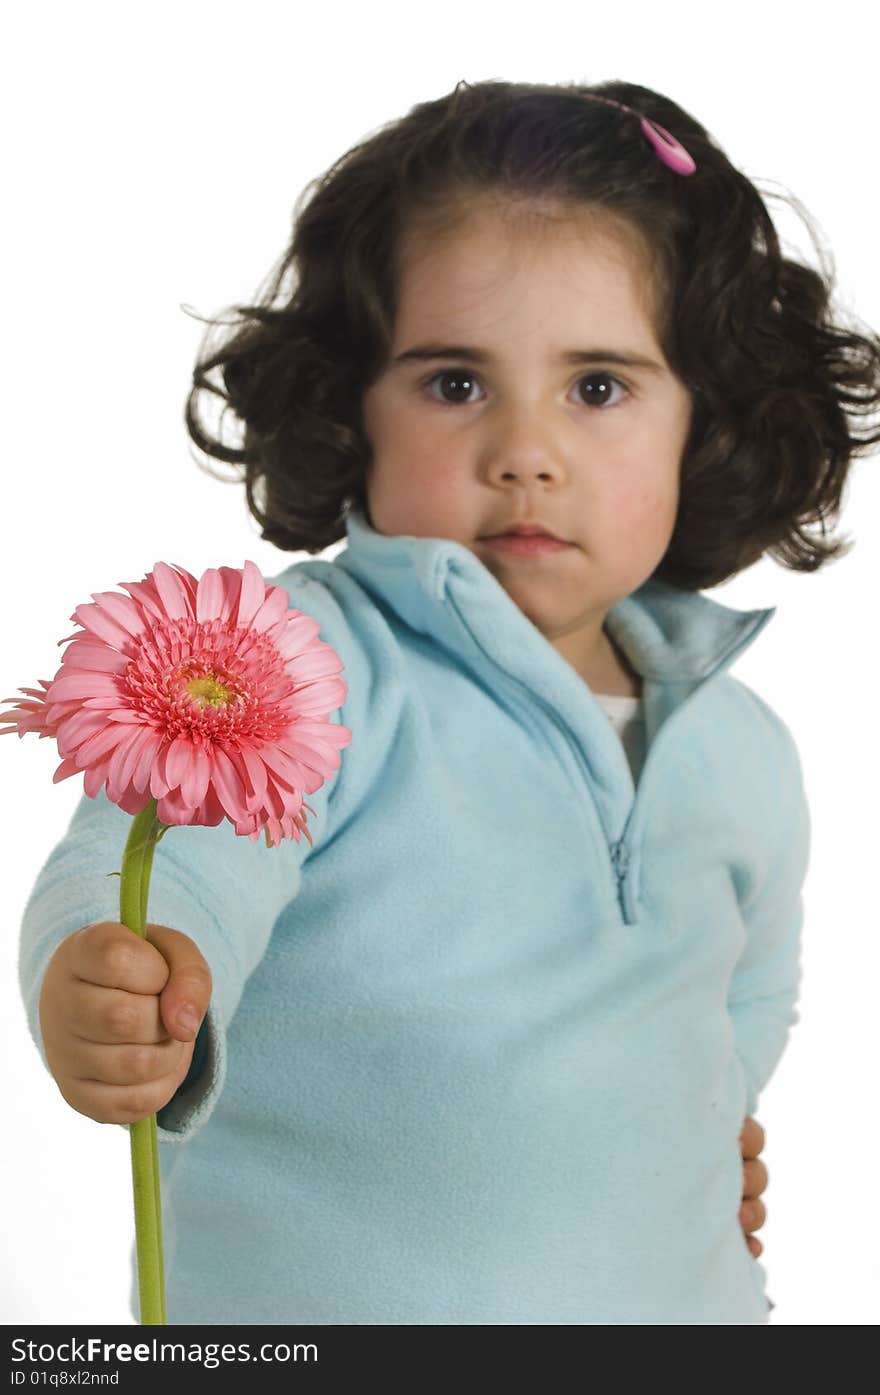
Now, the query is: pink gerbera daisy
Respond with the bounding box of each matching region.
[1,560,352,847]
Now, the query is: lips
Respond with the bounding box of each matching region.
[480,533,573,557]
[482,526,563,541]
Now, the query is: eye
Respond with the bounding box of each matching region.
[419,368,631,409]
[574,372,630,409]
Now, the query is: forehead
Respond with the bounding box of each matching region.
[394,195,661,334]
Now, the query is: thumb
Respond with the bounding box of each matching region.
[146,923,213,1043]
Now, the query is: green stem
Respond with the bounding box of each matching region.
[119,798,168,1326]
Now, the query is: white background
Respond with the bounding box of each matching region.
[2,1,877,1327]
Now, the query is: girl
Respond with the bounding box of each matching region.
[21,79,880,1324]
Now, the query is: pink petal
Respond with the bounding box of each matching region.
[73,722,127,770]
[47,672,123,703]
[201,781,227,826]
[269,614,321,660]
[236,743,268,810]
[163,734,212,811]
[60,639,130,674]
[131,730,162,794]
[180,744,212,810]
[52,755,81,784]
[83,761,110,798]
[89,591,148,641]
[70,601,137,653]
[56,707,112,748]
[262,780,286,820]
[165,779,224,828]
[258,744,308,788]
[248,584,290,635]
[151,561,192,622]
[210,745,248,821]
[113,723,159,794]
[278,731,343,773]
[216,567,244,622]
[235,560,267,629]
[116,577,169,624]
[115,783,153,817]
[164,733,195,788]
[150,745,172,799]
[285,676,348,718]
[196,569,225,624]
[287,642,345,680]
[79,701,141,719]
[167,564,200,613]
[154,785,196,825]
[45,695,84,721]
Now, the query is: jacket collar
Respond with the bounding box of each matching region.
[333,506,777,845]
[335,505,776,686]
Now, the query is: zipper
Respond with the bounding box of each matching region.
[610,837,630,878]
[442,571,773,924]
[443,592,674,922]
[604,698,702,920]
[448,592,721,923]
[610,838,631,912]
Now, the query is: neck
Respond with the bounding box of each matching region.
[564,629,643,699]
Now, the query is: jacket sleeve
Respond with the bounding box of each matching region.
[727,720,812,1119]
[17,570,352,1145]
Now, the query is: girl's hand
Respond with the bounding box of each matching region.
[739,1115,768,1257]
[38,920,212,1125]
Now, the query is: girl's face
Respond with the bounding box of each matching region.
[361,199,693,683]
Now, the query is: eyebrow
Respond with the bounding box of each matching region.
[392,343,666,373]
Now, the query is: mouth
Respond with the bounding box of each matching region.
[479,532,574,556]
[480,524,566,541]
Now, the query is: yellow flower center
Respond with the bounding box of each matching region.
[186,675,235,707]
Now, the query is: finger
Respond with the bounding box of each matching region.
[747,1235,763,1258]
[742,1158,769,1200]
[739,1114,765,1158]
[68,921,171,995]
[64,981,168,1045]
[68,1034,189,1087]
[61,1060,194,1126]
[739,1199,767,1233]
[146,925,212,1044]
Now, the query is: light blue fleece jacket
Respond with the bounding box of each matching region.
[18,505,810,1325]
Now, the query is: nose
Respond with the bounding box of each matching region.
[486,454,563,486]
[485,440,569,491]
[482,405,566,487]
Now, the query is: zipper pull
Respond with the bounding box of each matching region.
[611,839,630,883]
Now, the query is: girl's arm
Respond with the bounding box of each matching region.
[18,769,336,1144]
[17,569,358,1145]
[727,721,811,1118]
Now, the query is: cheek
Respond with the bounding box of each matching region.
[651,491,680,540]
[597,478,679,570]
[370,456,461,534]
[410,471,466,534]
[402,451,464,510]
[416,454,459,496]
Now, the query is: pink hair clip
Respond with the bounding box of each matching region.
[583,94,697,176]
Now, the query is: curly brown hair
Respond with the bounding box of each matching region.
[184,77,880,590]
